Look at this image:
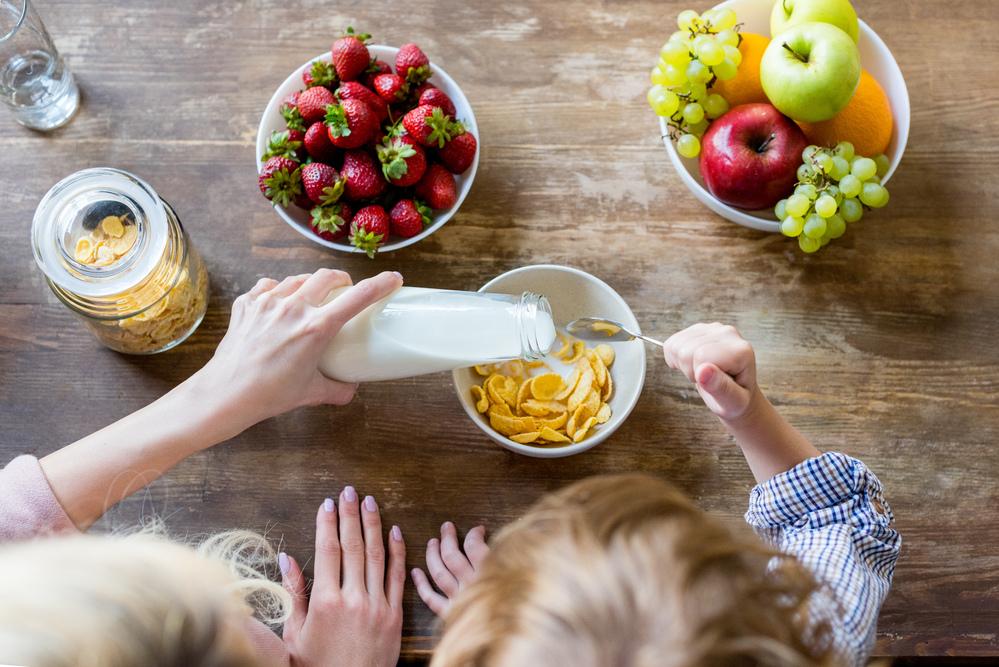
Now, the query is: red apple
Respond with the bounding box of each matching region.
[699,103,807,210]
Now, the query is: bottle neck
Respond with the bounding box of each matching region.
[516,292,554,360]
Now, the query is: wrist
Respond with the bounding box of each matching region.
[718,385,772,433]
[167,368,260,448]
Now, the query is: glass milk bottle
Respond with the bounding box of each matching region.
[320,287,557,382]
[31,168,209,354]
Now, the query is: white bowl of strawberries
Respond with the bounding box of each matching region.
[256,31,479,257]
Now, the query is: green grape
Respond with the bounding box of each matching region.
[859,182,887,207]
[816,152,833,173]
[834,141,855,161]
[819,233,832,247]
[826,214,846,239]
[712,58,738,80]
[795,183,818,200]
[692,34,712,51]
[830,156,850,180]
[874,154,890,177]
[676,133,700,158]
[803,214,827,240]
[722,44,743,66]
[661,40,691,67]
[677,9,699,31]
[815,194,837,218]
[703,93,728,118]
[781,215,805,237]
[647,85,666,112]
[825,184,843,204]
[655,91,680,116]
[711,7,737,30]
[686,59,712,84]
[868,175,881,185]
[682,102,705,124]
[662,63,688,86]
[650,66,670,86]
[717,29,739,47]
[851,157,877,181]
[797,163,815,182]
[686,118,709,135]
[839,174,862,198]
[798,234,821,253]
[668,30,688,43]
[785,193,810,218]
[697,40,725,66]
[688,81,708,101]
[802,145,820,162]
[840,197,863,223]
[774,198,788,220]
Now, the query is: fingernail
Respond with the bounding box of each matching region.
[363,495,377,512]
[393,271,403,281]
[391,525,403,541]
[324,497,334,513]
[278,552,290,575]
[343,486,357,502]
[442,521,453,531]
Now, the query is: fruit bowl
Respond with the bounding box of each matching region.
[256,45,479,253]
[660,0,909,232]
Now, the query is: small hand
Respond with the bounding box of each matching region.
[281,488,406,667]
[411,522,490,618]
[663,322,759,422]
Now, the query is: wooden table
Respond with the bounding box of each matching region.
[2,0,997,661]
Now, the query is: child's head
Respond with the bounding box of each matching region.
[432,473,832,667]
[0,528,290,667]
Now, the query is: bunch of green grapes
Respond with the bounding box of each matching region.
[646,8,742,158]
[775,142,891,253]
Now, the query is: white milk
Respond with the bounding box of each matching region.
[319,287,557,382]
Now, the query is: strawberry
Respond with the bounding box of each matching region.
[303,60,337,89]
[261,129,303,161]
[304,121,338,163]
[377,135,426,187]
[301,162,345,205]
[402,105,456,148]
[373,73,407,104]
[258,156,303,208]
[418,87,455,118]
[439,128,477,174]
[415,164,457,210]
[341,150,387,200]
[396,43,431,85]
[325,98,377,149]
[363,58,392,88]
[297,86,337,125]
[281,93,306,132]
[390,199,432,238]
[331,27,371,82]
[310,201,352,241]
[336,81,387,122]
[349,205,389,257]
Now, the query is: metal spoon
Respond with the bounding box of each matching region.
[565,317,663,347]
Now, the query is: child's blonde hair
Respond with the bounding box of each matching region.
[432,473,834,667]
[0,526,291,667]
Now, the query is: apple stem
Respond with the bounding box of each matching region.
[782,41,808,63]
[758,132,777,153]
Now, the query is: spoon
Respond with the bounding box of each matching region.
[565,317,663,347]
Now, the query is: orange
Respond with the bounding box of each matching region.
[799,70,893,156]
[710,32,770,107]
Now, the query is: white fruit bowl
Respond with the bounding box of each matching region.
[660,0,910,232]
[256,45,479,253]
[452,265,647,459]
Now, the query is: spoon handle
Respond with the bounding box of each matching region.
[634,332,664,347]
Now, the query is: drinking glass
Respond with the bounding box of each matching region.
[0,0,78,130]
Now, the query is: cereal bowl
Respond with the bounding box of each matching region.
[256,45,479,253]
[452,265,647,458]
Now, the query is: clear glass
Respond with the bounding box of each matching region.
[32,168,209,355]
[0,0,78,130]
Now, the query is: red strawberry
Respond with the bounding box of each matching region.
[415,164,457,210]
[281,93,305,132]
[373,73,407,104]
[439,129,477,174]
[261,129,304,161]
[301,162,345,205]
[258,156,303,207]
[363,58,392,88]
[304,121,338,162]
[297,86,337,125]
[396,43,431,85]
[402,104,456,148]
[389,199,432,238]
[310,201,353,241]
[341,150,387,200]
[418,87,455,117]
[336,81,387,122]
[331,27,371,82]
[349,205,389,257]
[325,99,377,149]
[376,135,426,187]
[303,60,337,89]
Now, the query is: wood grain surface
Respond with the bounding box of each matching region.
[1,0,997,660]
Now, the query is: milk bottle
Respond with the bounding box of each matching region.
[319,287,556,382]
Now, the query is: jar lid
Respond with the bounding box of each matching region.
[31,168,169,298]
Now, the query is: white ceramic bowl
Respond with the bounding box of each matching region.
[256,45,479,252]
[660,0,910,232]
[452,265,647,458]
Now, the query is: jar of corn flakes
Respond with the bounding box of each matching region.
[31,168,209,355]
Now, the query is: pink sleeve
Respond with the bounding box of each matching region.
[0,455,78,542]
[243,618,290,666]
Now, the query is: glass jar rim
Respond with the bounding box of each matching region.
[0,0,29,43]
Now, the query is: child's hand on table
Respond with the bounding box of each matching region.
[411,523,490,617]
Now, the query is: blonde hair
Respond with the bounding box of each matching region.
[0,526,291,667]
[432,474,835,667]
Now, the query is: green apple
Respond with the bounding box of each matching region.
[760,22,860,123]
[771,0,859,43]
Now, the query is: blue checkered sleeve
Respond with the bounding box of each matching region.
[745,452,901,667]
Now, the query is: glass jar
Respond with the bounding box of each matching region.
[31,168,209,355]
